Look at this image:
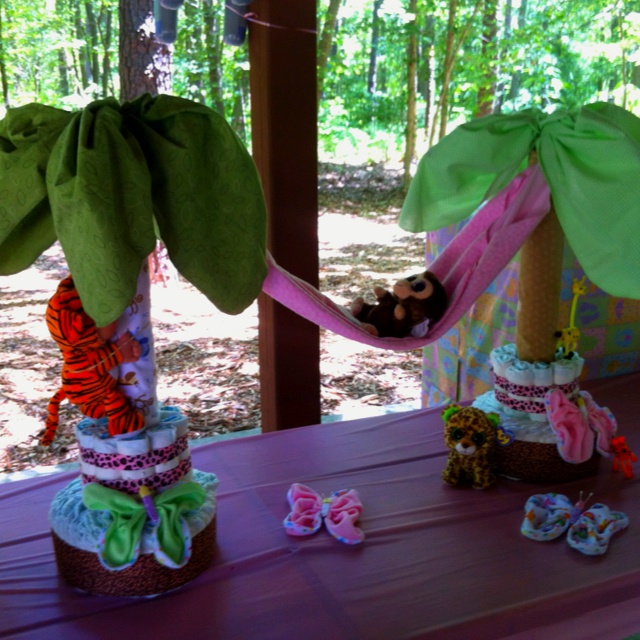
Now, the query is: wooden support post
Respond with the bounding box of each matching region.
[515,154,564,363]
[248,1,321,431]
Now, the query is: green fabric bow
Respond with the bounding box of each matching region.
[83,481,206,570]
[0,94,267,326]
[400,102,640,300]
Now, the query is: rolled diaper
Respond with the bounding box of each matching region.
[116,434,150,456]
[94,466,121,481]
[147,424,177,450]
[532,361,553,386]
[491,349,515,377]
[553,359,577,385]
[175,416,189,438]
[495,343,517,356]
[161,405,182,416]
[156,457,179,473]
[93,438,118,455]
[573,355,585,378]
[122,466,156,480]
[81,461,98,477]
[76,418,107,448]
[160,406,189,436]
[77,430,97,451]
[506,360,534,386]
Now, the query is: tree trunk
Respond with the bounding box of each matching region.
[475,0,498,117]
[420,15,435,136]
[0,1,10,108]
[203,0,225,114]
[494,0,512,113]
[515,153,564,363]
[85,1,101,96]
[317,0,341,101]
[367,0,383,94]
[119,0,172,102]
[100,9,113,97]
[183,0,203,101]
[57,49,70,97]
[54,0,70,98]
[430,0,482,144]
[403,0,418,192]
[231,70,249,142]
[507,0,527,102]
[437,0,457,140]
[69,47,85,95]
[616,7,628,110]
[74,3,90,90]
[119,0,173,284]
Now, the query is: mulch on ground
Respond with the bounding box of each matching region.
[0,163,428,474]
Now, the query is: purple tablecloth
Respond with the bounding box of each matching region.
[2,372,640,640]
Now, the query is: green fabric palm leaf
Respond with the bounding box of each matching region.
[400,102,640,300]
[0,103,71,274]
[47,98,157,324]
[123,94,268,316]
[0,95,267,327]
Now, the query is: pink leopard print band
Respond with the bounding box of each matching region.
[81,458,193,495]
[79,435,188,471]
[494,376,580,414]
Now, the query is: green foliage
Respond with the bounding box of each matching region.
[317,0,640,154]
[0,0,119,114]
[317,0,417,161]
[0,0,638,156]
[318,97,404,163]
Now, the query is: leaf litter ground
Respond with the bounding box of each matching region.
[0,163,427,475]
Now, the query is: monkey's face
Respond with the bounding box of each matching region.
[393,272,434,301]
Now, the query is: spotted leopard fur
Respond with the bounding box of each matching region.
[442,405,500,490]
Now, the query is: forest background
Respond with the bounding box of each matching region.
[1,0,639,173]
[0,0,639,472]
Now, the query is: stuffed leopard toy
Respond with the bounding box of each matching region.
[442,405,500,490]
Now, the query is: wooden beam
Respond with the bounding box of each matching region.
[248,0,321,431]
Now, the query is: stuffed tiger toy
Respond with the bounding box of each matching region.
[41,276,144,446]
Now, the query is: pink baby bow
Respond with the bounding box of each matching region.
[544,389,617,464]
[284,483,364,544]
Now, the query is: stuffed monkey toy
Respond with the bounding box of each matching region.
[350,271,447,338]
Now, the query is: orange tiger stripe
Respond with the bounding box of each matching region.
[41,388,66,446]
[41,276,144,445]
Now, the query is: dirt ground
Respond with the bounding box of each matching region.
[0,163,427,475]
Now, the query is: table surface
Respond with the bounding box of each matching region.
[1,372,640,640]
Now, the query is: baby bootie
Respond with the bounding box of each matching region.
[566,504,629,556]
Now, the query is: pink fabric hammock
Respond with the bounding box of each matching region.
[262,164,551,351]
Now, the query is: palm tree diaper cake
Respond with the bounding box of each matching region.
[0,95,267,595]
[400,103,640,483]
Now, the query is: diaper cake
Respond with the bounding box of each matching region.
[472,342,612,482]
[44,266,219,597]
